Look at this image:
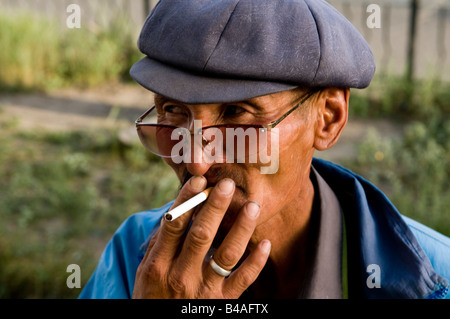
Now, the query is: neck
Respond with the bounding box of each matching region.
[248,176,316,297]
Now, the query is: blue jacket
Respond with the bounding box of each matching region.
[79,158,449,299]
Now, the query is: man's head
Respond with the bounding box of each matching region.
[136,86,349,239]
[131,0,373,235]
[131,0,375,104]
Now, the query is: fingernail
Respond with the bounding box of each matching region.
[218,178,235,195]
[190,175,207,190]
[246,201,260,219]
[261,239,271,255]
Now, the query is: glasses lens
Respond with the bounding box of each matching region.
[137,124,187,158]
[137,122,278,163]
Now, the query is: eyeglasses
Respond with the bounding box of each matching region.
[135,89,319,163]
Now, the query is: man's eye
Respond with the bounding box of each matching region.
[223,105,246,117]
[157,105,190,126]
[163,105,185,114]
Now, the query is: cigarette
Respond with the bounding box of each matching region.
[164,187,212,221]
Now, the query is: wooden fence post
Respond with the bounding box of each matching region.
[406,0,419,82]
[143,0,158,20]
[143,0,150,20]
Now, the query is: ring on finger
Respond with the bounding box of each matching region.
[209,258,232,277]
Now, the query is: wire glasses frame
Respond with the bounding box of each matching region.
[135,89,320,159]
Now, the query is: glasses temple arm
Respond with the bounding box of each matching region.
[135,105,156,124]
[264,89,319,129]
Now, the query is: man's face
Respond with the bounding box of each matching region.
[155,89,318,240]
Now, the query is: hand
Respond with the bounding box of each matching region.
[132,176,271,298]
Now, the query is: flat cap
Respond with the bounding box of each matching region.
[130,0,376,104]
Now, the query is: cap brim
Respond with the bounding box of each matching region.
[130,57,298,104]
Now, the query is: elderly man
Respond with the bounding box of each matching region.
[80,0,449,299]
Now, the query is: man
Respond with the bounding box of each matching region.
[80,0,450,299]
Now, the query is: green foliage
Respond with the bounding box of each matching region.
[345,116,450,236]
[350,75,450,121]
[0,11,142,91]
[0,124,179,298]
[346,75,449,236]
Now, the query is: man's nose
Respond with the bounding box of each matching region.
[185,138,214,176]
[184,118,220,176]
[185,160,214,177]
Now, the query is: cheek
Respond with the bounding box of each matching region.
[253,125,315,210]
[278,120,316,164]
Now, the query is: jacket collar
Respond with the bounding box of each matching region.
[312,158,449,299]
[299,166,344,298]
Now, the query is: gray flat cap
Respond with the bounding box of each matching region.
[130,0,376,104]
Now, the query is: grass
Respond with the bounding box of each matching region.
[0,11,142,92]
[0,118,179,298]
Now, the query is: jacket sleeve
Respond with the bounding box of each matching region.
[78,209,167,299]
[403,215,450,299]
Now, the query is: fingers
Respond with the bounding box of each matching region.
[138,176,271,299]
[175,178,235,272]
[223,239,271,298]
[144,175,207,265]
[203,201,261,286]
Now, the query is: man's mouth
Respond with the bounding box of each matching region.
[180,165,248,196]
[180,166,249,231]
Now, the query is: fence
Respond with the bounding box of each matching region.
[328,0,450,81]
[0,0,157,31]
[1,0,449,81]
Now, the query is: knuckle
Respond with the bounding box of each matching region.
[215,247,240,269]
[167,273,189,296]
[237,219,256,236]
[145,232,160,253]
[162,219,186,237]
[206,196,228,215]
[188,224,212,248]
[234,268,257,289]
[138,257,165,281]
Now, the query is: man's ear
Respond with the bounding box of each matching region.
[313,87,349,151]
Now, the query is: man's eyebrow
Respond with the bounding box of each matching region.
[154,93,268,111]
[238,99,263,110]
[154,94,170,106]
[226,98,268,112]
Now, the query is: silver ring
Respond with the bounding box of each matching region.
[209,258,232,277]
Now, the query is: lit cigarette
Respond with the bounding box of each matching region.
[164,187,212,221]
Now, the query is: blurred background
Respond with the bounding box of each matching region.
[0,0,448,298]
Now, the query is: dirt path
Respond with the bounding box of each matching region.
[0,84,152,131]
[0,84,404,163]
